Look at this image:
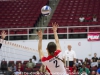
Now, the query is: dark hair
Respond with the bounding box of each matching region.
[33,55,36,61]
[29,59,32,61]
[47,42,64,63]
[39,59,41,62]
[85,58,88,62]
[47,42,56,55]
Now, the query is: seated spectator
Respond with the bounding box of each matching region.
[72,63,77,73]
[84,58,90,65]
[32,55,37,65]
[15,63,23,75]
[93,15,97,22]
[26,59,35,69]
[91,70,96,75]
[1,60,7,73]
[6,63,16,75]
[75,59,78,67]
[91,53,98,67]
[77,62,82,71]
[78,60,82,65]
[79,63,90,75]
[79,15,85,22]
[85,15,92,22]
[75,59,82,67]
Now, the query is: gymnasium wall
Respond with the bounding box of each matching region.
[0,39,100,62]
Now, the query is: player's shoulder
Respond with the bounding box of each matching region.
[41,56,47,62]
[41,50,61,62]
[55,50,61,54]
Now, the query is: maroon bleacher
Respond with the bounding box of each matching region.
[46,0,100,33]
[0,0,48,34]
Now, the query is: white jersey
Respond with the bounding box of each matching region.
[41,50,68,75]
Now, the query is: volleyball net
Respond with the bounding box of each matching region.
[0,39,38,62]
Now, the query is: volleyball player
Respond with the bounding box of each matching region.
[0,31,7,48]
[37,22,68,75]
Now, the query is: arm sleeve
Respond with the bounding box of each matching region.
[0,43,2,49]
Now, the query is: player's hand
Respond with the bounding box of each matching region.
[1,31,7,39]
[37,29,43,38]
[52,22,59,32]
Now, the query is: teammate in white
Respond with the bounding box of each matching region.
[37,22,68,75]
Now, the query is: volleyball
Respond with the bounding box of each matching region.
[41,5,51,16]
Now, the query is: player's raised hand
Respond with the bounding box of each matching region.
[1,31,7,39]
[37,29,43,38]
[52,22,59,32]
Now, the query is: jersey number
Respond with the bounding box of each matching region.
[53,60,60,68]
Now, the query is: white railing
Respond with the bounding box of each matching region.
[0,25,100,40]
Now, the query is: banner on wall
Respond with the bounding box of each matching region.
[87,33,100,41]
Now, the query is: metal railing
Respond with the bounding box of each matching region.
[0,25,100,40]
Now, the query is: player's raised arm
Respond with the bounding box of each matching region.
[37,29,44,59]
[0,31,7,48]
[1,31,6,40]
[52,22,61,51]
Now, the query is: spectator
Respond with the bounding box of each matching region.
[92,53,98,62]
[78,60,82,65]
[32,55,37,65]
[79,15,85,22]
[97,66,100,75]
[75,59,79,67]
[72,63,77,73]
[91,53,98,67]
[26,59,35,69]
[1,60,7,74]
[84,58,90,65]
[6,63,16,75]
[15,63,23,75]
[79,63,90,75]
[77,61,82,71]
[91,70,96,75]
[85,15,92,22]
[93,15,97,22]
[75,59,82,72]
